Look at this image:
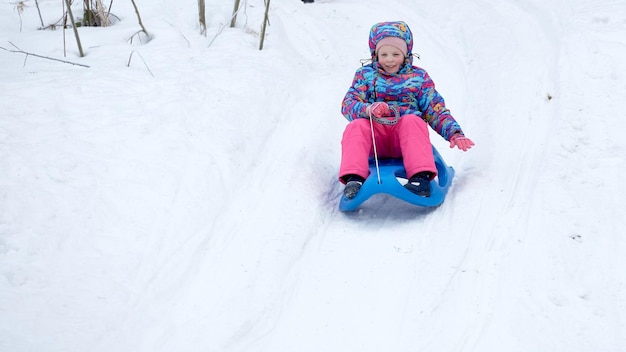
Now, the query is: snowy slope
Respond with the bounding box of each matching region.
[1,0,625,351]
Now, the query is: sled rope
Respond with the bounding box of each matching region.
[368,110,383,185]
[369,105,400,185]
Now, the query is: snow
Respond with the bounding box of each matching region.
[1,0,625,351]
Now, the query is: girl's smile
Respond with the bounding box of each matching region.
[377,45,405,74]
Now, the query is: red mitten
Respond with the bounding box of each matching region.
[366,102,391,118]
[449,134,475,151]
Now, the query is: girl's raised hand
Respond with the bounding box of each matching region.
[449,134,475,151]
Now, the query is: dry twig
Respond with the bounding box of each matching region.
[127,50,154,77]
[14,1,26,32]
[1,41,90,67]
[130,0,150,40]
[34,0,45,27]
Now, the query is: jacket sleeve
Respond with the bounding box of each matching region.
[341,67,372,121]
[417,71,464,141]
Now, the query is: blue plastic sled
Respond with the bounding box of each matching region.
[339,146,455,212]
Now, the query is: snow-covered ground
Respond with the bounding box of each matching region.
[1,0,625,351]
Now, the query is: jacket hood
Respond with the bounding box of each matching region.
[368,21,414,64]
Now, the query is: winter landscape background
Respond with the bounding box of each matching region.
[1,0,625,351]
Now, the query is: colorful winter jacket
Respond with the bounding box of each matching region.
[341,21,464,141]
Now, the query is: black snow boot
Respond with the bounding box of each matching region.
[343,175,365,199]
[405,172,432,197]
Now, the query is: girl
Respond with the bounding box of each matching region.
[339,21,474,199]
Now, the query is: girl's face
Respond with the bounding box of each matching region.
[377,45,405,74]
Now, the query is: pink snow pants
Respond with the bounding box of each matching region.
[339,114,437,183]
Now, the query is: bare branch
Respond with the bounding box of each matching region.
[127,50,154,77]
[0,42,90,68]
[34,0,45,28]
[130,0,150,40]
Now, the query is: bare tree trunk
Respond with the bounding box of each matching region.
[259,0,270,50]
[63,0,85,57]
[230,0,241,28]
[198,0,206,35]
[63,0,67,55]
[83,0,94,26]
